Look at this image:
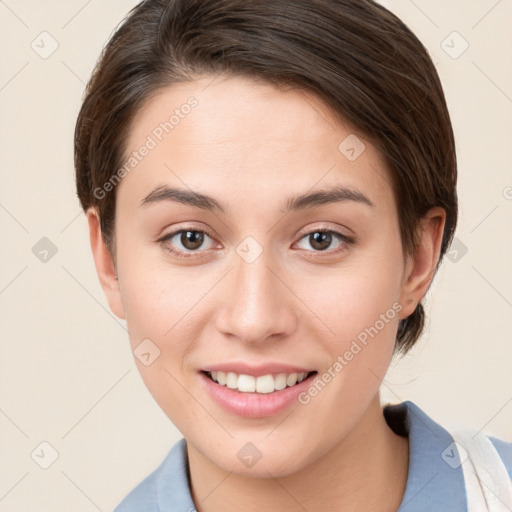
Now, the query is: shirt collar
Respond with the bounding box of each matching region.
[385,400,467,511]
[156,437,195,511]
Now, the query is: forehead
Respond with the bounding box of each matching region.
[118,74,395,215]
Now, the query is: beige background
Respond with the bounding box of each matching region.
[0,0,511,510]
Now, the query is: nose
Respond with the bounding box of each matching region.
[215,249,297,345]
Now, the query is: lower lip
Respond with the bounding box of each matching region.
[199,371,317,418]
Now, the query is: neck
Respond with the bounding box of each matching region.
[187,394,409,512]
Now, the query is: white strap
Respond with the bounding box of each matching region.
[450,429,512,512]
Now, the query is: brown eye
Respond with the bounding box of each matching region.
[309,231,332,251]
[160,228,217,258]
[295,229,355,255]
[180,230,205,250]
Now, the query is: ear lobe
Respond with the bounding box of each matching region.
[86,207,126,319]
[398,207,446,320]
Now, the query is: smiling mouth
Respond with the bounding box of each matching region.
[202,370,317,393]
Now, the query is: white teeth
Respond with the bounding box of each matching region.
[226,372,238,389]
[286,373,298,386]
[238,374,256,392]
[208,370,311,393]
[216,371,226,386]
[274,373,287,391]
[256,375,275,393]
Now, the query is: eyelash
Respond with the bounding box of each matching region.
[158,227,355,260]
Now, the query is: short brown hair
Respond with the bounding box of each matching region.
[74,0,458,355]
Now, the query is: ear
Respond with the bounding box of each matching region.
[398,207,446,320]
[86,207,126,319]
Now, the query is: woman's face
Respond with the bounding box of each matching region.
[97,75,421,476]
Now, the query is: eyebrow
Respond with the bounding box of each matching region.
[139,184,375,213]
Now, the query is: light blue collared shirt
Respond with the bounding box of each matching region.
[114,400,512,511]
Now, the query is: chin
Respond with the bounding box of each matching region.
[191,433,315,479]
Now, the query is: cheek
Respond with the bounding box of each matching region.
[291,265,403,438]
[117,241,213,344]
[117,261,211,431]
[296,260,403,343]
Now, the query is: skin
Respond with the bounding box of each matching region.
[87,74,446,512]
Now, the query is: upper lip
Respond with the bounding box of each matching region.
[202,362,315,377]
